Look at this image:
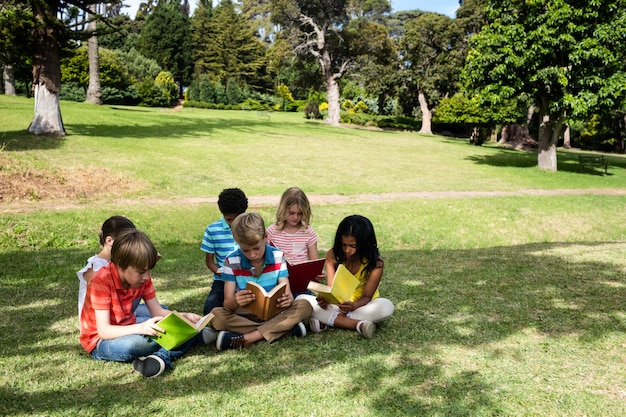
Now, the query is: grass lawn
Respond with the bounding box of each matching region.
[1,95,626,416]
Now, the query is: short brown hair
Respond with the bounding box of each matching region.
[231,212,265,247]
[111,229,158,270]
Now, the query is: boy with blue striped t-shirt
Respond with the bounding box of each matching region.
[210,212,312,350]
[201,188,248,315]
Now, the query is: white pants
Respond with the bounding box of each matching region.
[296,294,394,326]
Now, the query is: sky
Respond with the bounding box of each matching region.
[123,0,460,19]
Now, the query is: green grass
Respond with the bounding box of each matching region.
[1,95,626,416]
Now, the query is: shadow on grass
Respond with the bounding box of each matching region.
[1,111,314,152]
[1,241,625,415]
[464,145,626,176]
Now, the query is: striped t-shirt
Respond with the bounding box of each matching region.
[221,244,288,292]
[79,263,156,353]
[265,224,318,264]
[200,216,238,280]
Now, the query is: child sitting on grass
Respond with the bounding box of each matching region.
[210,212,312,350]
[80,229,215,378]
[266,187,319,264]
[201,188,248,315]
[297,215,394,338]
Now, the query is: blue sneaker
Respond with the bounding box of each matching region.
[290,322,307,338]
[216,331,246,350]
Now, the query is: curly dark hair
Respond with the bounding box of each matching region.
[217,188,248,215]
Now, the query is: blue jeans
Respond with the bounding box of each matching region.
[90,333,202,368]
[134,303,168,323]
[203,279,225,315]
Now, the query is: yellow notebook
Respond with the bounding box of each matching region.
[150,311,214,350]
[307,264,359,304]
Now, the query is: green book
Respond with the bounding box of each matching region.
[150,311,214,350]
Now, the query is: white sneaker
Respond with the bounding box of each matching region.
[308,318,327,333]
[356,320,376,339]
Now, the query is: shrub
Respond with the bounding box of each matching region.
[136,79,169,107]
[304,101,322,120]
[155,71,178,104]
[59,83,85,102]
[101,85,140,105]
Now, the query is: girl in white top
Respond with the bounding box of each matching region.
[265,187,319,263]
[77,216,136,321]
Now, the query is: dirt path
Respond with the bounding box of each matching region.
[3,188,626,214]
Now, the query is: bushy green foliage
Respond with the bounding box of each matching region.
[61,46,130,90]
[101,85,140,105]
[225,77,243,105]
[136,79,170,107]
[304,101,323,119]
[155,71,178,103]
[579,114,620,152]
[59,82,85,102]
[115,48,162,83]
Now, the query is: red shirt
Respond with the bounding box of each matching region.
[79,262,156,353]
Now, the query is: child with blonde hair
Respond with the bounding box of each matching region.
[266,187,319,263]
[210,213,312,350]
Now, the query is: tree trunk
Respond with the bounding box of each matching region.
[318,45,341,126]
[537,114,557,171]
[85,5,102,105]
[326,74,341,126]
[29,1,65,136]
[563,124,571,148]
[29,83,64,135]
[3,65,16,95]
[417,90,432,134]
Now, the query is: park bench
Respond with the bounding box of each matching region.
[256,111,270,120]
[578,155,609,174]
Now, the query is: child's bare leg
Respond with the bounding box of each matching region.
[243,330,264,346]
[331,314,358,330]
[331,315,375,338]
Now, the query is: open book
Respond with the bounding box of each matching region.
[286,258,325,294]
[244,281,287,321]
[307,264,360,304]
[151,311,214,350]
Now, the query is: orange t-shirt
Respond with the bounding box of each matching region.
[79,263,156,353]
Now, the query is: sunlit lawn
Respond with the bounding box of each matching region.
[1,95,626,416]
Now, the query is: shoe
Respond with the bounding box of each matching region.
[356,320,376,339]
[132,355,165,378]
[201,327,217,345]
[308,318,327,333]
[216,331,246,350]
[290,322,307,338]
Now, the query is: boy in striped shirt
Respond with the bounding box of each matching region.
[210,213,312,350]
[201,188,248,314]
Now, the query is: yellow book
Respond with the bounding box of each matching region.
[307,264,359,304]
[243,281,287,321]
[150,311,214,350]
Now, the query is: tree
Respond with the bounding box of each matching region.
[0,1,34,96]
[138,0,192,97]
[4,1,122,135]
[270,0,394,126]
[463,0,626,171]
[399,12,465,134]
[85,3,101,104]
[192,0,269,91]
